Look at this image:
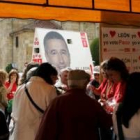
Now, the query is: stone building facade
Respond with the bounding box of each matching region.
[0,18,99,72]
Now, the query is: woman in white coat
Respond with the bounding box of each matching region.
[10,63,58,140]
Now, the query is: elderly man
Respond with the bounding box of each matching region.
[35,70,112,140]
[55,67,71,95]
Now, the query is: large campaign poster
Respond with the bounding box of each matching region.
[32,28,93,74]
[101,27,140,72]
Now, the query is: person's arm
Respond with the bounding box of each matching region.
[89,79,108,96]
[87,82,101,96]
[90,85,101,95]
[6,83,13,93]
[5,77,16,93]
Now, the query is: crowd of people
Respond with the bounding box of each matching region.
[0,57,140,140]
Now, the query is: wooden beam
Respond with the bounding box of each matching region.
[132,0,140,12]
[49,0,92,8]
[0,3,140,26]
[94,0,130,11]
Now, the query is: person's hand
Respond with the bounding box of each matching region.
[86,84,96,93]
[103,103,114,114]
[99,98,106,103]
[11,77,16,84]
[86,83,91,90]
[98,99,105,106]
[90,85,96,91]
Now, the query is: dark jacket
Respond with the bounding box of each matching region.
[0,109,9,140]
[35,88,112,140]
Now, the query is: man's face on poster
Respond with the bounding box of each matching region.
[45,39,70,73]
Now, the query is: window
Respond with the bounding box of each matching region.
[16,36,18,48]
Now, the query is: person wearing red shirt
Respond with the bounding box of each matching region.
[5,69,19,100]
[104,57,129,113]
[5,69,19,125]
[89,60,116,109]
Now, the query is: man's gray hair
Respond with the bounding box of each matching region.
[60,67,72,75]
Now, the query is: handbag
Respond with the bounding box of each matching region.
[24,85,44,114]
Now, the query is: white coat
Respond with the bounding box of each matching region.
[10,76,57,140]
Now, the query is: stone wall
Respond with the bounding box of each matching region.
[61,21,99,44]
[0,19,13,69]
[0,18,34,71]
[12,31,34,71]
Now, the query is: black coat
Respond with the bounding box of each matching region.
[35,88,112,140]
[0,109,9,140]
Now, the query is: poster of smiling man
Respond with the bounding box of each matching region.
[32,28,93,74]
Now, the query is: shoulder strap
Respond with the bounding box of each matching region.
[24,85,44,114]
[116,104,124,140]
